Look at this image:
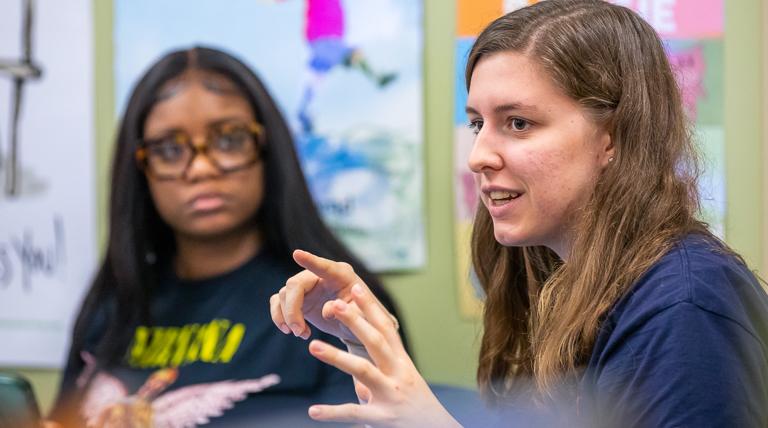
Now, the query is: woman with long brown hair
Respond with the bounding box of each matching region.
[271,1,768,426]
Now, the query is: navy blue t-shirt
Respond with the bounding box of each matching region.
[461,235,768,427]
[579,235,768,427]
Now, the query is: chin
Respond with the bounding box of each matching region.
[492,222,544,248]
[493,230,524,247]
[184,217,241,238]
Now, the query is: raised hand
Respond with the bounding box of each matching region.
[270,249,387,343]
[306,284,462,428]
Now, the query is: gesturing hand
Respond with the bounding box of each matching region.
[306,284,462,428]
[270,249,389,343]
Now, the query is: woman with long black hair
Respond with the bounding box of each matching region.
[49,46,404,427]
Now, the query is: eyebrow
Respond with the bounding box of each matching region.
[465,102,540,116]
[145,117,252,139]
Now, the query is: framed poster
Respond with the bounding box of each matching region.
[115,0,425,271]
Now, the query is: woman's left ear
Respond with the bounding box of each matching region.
[600,131,615,167]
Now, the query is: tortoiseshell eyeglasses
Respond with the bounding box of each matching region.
[135,120,266,180]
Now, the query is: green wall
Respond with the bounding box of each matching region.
[381,0,483,388]
[10,0,765,414]
[724,0,764,271]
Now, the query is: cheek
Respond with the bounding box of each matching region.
[520,148,565,191]
[520,147,592,213]
[233,167,265,213]
[147,180,183,223]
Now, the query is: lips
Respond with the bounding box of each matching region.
[482,185,523,203]
[188,192,227,213]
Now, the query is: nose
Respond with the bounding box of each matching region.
[183,136,221,181]
[467,127,503,173]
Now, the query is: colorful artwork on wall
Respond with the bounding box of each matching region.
[115,0,425,271]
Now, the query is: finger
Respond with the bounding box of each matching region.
[291,270,323,339]
[293,250,362,289]
[308,340,390,394]
[329,300,395,373]
[281,270,319,339]
[350,284,402,349]
[269,294,291,334]
[321,299,337,321]
[308,403,380,424]
[279,289,311,339]
[354,379,372,403]
[291,269,324,311]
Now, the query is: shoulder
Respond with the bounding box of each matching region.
[590,234,768,378]
[584,236,768,426]
[605,234,768,343]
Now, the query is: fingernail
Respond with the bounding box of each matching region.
[308,406,321,418]
[352,284,364,296]
[279,323,291,334]
[290,323,301,335]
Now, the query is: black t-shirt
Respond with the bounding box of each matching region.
[53,249,356,427]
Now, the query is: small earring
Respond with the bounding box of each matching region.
[608,156,615,163]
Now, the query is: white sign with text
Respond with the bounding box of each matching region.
[0,0,96,367]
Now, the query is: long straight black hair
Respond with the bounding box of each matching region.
[65,46,406,375]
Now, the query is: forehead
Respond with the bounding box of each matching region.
[158,69,241,98]
[466,51,569,114]
[145,70,255,130]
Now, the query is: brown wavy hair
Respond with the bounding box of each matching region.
[467,0,713,399]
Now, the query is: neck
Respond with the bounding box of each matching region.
[174,227,262,280]
[548,223,575,262]
[551,243,569,262]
